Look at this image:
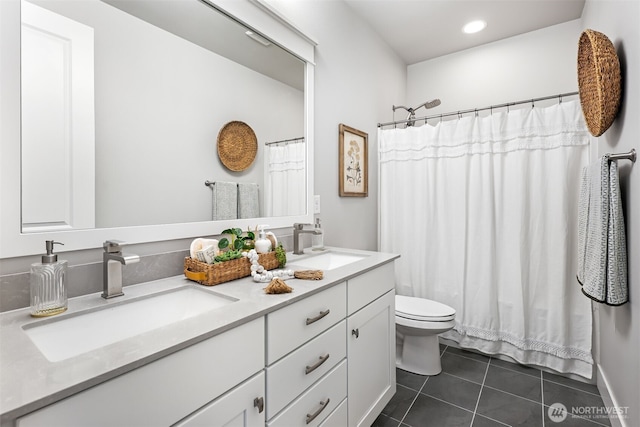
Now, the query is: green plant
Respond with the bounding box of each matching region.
[218,228,256,251]
[213,249,243,263]
[275,243,287,268]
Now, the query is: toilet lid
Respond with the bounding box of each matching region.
[396,295,456,322]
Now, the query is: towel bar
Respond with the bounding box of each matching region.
[608,149,636,163]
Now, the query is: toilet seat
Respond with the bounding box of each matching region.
[396,295,456,322]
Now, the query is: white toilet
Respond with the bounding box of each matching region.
[395,295,456,375]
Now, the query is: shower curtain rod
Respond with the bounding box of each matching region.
[378,91,579,128]
[265,136,304,146]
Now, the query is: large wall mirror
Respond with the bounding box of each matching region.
[0,0,316,258]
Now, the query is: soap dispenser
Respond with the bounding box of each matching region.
[312,218,324,251]
[30,241,68,317]
[255,225,272,254]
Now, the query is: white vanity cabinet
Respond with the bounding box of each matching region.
[346,262,396,427]
[16,318,265,427]
[8,256,397,427]
[264,260,396,427]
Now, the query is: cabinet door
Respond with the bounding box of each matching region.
[347,290,396,427]
[174,372,265,427]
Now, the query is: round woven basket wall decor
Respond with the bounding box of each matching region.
[577,29,621,137]
[217,121,258,172]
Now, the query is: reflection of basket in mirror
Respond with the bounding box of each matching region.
[577,29,621,137]
[217,121,258,171]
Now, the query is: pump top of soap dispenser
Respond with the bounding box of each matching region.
[257,224,270,238]
[42,240,64,264]
[255,225,272,254]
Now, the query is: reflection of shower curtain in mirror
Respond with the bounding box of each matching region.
[265,142,305,216]
[379,101,594,378]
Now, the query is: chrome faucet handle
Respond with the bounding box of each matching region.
[293,223,311,230]
[103,240,126,253]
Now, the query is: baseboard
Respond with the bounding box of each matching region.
[597,363,627,427]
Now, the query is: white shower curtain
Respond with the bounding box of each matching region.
[265,142,306,217]
[379,100,594,377]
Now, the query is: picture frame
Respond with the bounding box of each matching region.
[338,124,368,197]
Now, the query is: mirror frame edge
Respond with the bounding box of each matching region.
[0,0,316,258]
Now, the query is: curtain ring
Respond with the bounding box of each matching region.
[440,114,443,123]
[507,104,510,114]
[490,106,493,115]
[559,94,563,104]
[475,109,478,117]
[531,99,535,108]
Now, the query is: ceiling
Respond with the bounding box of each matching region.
[343,0,586,65]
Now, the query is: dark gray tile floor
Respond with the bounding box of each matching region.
[373,345,614,427]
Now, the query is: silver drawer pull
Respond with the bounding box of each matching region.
[254,396,264,413]
[305,354,330,375]
[306,398,330,424]
[305,309,330,325]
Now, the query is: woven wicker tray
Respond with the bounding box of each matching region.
[578,29,621,137]
[217,121,258,172]
[184,252,279,286]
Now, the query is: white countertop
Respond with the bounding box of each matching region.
[0,247,398,422]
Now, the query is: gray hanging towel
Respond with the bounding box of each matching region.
[577,156,628,305]
[238,183,259,219]
[211,181,238,220]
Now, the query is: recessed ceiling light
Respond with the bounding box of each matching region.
[462,20,487,34]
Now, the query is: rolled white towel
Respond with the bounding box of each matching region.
[190,238,219,259]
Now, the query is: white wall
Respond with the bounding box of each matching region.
[266,0,407,251]
[407,19,583,114]
[581,1,640,425]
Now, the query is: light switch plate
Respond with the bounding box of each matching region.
[314,195,321,214]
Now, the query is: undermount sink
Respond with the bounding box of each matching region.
[294,251,367,271]
[23,287,237,362]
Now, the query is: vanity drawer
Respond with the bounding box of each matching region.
[266,282,346,364]
[348,262,395,315]
[319,397,347,427]
[267,360,347,427]
[266,320,346,418]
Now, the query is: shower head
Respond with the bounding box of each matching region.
[416,99,441,110]
[393,98,441,126]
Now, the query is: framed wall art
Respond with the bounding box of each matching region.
[338,123,368,197]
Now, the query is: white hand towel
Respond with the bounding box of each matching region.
[577,156,628,305]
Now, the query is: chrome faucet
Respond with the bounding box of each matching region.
[293,223,322,255]
[102,240,140,299]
